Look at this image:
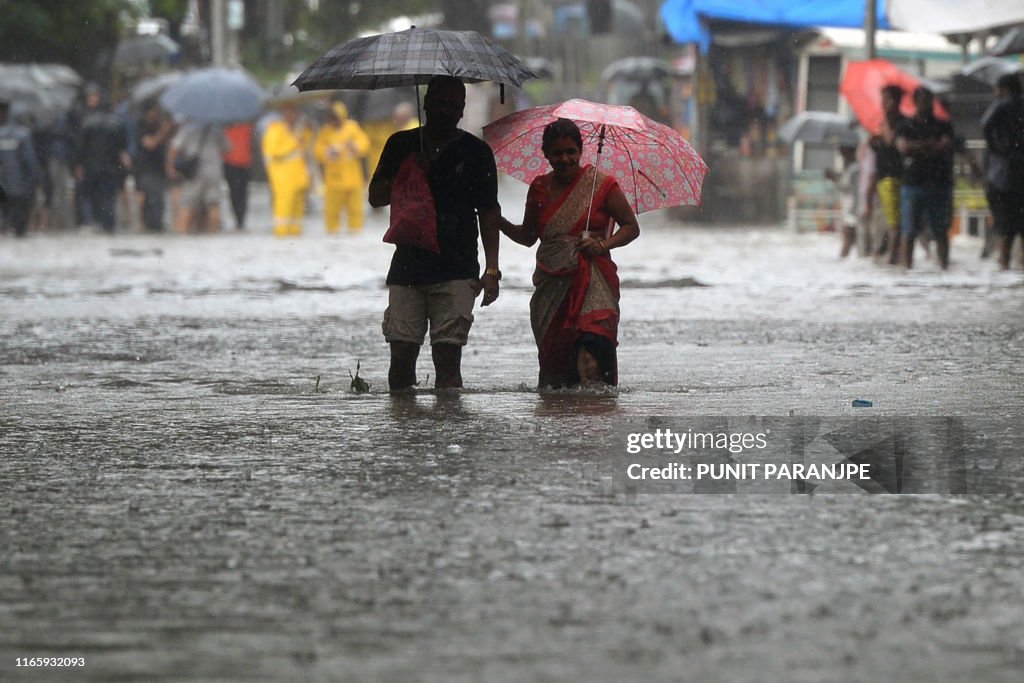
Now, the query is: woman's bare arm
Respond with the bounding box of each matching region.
[579,186,639,257]
[499,194,540,247]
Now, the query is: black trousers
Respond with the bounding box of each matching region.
[136,172,167,232]
[2,195,33,237]
[223,163,250,229]
[987,186,1024,237]
[80,173,119,232]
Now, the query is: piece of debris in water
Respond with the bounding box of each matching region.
[350,361,371,393]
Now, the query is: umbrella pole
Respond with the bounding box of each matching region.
[583,125,606,239]
[415,83,425,153]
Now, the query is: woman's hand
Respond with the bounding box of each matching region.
[577,234,608,258]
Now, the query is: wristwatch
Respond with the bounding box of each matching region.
[484,268,501,280]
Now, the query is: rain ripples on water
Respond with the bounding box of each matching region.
[2,182,1024,680]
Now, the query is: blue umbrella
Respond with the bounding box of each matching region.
[159,67,265,123]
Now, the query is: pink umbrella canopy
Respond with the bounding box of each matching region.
[482,98,707,212]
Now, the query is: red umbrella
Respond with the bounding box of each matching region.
[482,98,707,214]
[840,59,950,135]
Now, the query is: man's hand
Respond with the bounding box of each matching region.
[479,272,499,306]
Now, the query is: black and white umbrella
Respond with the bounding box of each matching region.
[959,56,1022,87]
[129,71,183,107]
[114,34,180,66]
[601,57,673,83]
[291,27,536,92]
[0,63,80,126]
[988,27,1024,58]
[778,111,860,146]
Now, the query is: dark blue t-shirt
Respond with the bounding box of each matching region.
[372,127,499,286]
[895,115,955,186]
[871,114,909,180]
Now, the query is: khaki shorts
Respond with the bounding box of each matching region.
[178,175,224,210]
[382,279,478,346]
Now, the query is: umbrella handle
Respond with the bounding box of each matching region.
[415,84,425,153]
[582,125,606,239]
[410,24,426,154]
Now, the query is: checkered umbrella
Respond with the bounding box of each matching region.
[292,27,536,91]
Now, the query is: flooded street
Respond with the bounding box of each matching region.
[2,180,1024,681]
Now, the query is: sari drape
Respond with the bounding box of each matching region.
[529,165,621,388]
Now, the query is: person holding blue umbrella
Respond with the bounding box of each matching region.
[167,116,227,233]
[159,68,266,234]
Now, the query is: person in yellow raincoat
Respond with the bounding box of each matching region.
[314,102,371,233]
[262,103,310,236]
[364,101,419,185]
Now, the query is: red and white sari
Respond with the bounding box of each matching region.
[528,165,621,388]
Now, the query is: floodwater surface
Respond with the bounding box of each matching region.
[2,182,1023,681]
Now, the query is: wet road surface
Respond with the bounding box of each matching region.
[2,181,1024,681]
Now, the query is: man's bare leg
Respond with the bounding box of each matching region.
[205,205,221,233]
[902,236,915,269]
[935,233,949,270]
[431,343,463,389]
[998,234,1014,270]
[888,231,901,265]
[839,225,856,258]
[389,341,419,392]
[175,207,194,234]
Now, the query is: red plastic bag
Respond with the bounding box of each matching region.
[383,155,439,253]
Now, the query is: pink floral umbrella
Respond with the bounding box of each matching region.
[482,98,707,213]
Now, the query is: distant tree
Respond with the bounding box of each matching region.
[306,0,437,47]
[0,0,135,82]
[587,0,612,34]
[148,0,189,40]
[239,0,492,74]
[437,0,490,34]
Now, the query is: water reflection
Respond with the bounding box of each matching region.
[535,392,622,418]
[386,390,471,422]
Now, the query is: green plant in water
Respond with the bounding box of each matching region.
[349,361,371,393]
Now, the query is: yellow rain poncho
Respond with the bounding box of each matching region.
[262,115,311,236]
[314,102,371,232]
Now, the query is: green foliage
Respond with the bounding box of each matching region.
[0,0,136,80]
[304,0,438,47]
[237,0,493,77]
[148,0,188,24]
[147,0,188,33]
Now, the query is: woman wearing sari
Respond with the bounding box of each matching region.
[499,118,640,388]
